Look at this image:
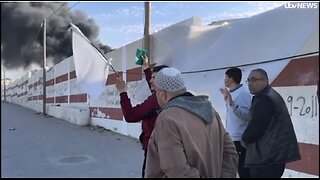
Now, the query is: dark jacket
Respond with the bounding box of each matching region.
[120,68,160,150]
[241,85,301,167]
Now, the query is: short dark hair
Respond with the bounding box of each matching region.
[152,65,169,73]
[225,67,242,84]
[252,68,269,82]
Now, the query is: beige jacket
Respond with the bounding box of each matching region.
[145,94,238,178]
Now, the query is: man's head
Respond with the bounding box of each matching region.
[224,67,242,88]
[150,65,169,90]
[153,67,186,107]
[247,68,269,95]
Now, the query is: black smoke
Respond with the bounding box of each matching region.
[1,2,113,70]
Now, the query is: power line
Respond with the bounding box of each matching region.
[41,2,80,63]
[22,2,68,61]
[24,23,43,55]
[23,2,67,55]
[46,2,68,20]
[57,2,80,16]
[46,2,80,21]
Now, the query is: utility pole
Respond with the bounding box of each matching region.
[43,19,47,115]
[2,64,6,102]
[144,2,151,65]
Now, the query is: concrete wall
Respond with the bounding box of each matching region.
[6,56,90,126]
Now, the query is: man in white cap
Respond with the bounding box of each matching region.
[145,67,238,178]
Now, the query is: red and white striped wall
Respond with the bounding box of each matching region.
[272,55,318,177]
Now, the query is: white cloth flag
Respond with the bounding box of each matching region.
[69,23,110,100]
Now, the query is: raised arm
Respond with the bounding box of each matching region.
[119,92,159,122]
[142,55,153,91]
[232,91,251,122]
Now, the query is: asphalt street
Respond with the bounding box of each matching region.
[1,102,144,178]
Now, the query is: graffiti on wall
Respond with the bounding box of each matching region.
[286,95,318,118]
[275,86,319,119]
[89,84,120,108]
[275,85,318,144]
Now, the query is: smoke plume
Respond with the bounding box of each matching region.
[1,2,112,70]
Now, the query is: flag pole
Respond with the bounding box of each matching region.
[89,42,120,78]
[43,19,47,115]
[69,23,120,78]
[2,64,6,103]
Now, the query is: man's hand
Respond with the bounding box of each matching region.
[115,77,126,93]
[219,88,234,106]
[142,55,149,70]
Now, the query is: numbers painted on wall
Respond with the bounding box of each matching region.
[286,95,318,117]
[275,86,318,119]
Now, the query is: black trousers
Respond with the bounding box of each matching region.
[142,150,147,178]
[234,141,251,178]
[250,163,286,178]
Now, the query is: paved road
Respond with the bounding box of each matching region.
[1,102,143,178]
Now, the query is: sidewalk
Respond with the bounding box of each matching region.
[1,102,143,178]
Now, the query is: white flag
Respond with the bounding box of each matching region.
[69,23,110,100]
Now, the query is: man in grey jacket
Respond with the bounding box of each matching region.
[145,67,238,178]
[220,67,251,178]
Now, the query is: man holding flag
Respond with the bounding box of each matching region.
[70,22,168,178]
[115,56,168,178]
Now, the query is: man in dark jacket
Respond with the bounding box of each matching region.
[241,68,301,178]
[115,56,168,178]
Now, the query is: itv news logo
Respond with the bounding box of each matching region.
[285,2,318,9]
